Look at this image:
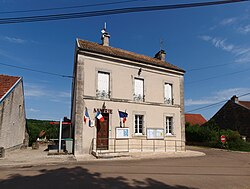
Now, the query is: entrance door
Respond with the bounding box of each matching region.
[96,113,109,150]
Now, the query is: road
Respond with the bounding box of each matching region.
[0,147,250,189]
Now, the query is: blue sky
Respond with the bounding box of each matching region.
[0,0,250,120]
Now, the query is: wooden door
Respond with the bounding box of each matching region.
[96,113,109,150]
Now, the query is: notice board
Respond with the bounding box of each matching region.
[116,128,129,139]
[146,128,164,139]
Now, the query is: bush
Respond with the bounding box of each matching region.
[185,122,250,152]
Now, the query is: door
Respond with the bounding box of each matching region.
[96,113,109,150]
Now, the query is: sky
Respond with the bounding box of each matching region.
[0,0,250,121]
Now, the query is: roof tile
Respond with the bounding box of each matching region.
[0,74,20,100]
[185,113,207,126]
[77,39,185,73]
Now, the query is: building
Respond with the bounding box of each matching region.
[185,113,207,126]
[71,28,185,156]
[0,74,27,150]
[210,95,250,141]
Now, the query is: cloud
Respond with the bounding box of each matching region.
[24,83,47,97]
[0,36,27,44]
[220,17,238,26]
[185,88,250,106]
[199,35,250,63]
[238,24,250,34]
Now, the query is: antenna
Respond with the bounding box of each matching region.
[101,22,107,34]
[160,38,164,50]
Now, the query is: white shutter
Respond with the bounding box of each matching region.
[164,83,172,100]
[134,78,144,96]
[98,72,109,92]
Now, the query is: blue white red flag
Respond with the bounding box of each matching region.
[96,111,104,122]
[84,107,90,124]
[118,110,128,123]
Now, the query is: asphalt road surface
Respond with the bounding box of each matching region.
[0,146,250,189]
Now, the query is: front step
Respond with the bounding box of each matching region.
[92,151,131,159]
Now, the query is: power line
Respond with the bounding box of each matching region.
[186,92,250,113]
[0,0,248,24]
[186,62,235,72]
[186,67,250,84]
[0,0,145,15]
[0,62,73,78]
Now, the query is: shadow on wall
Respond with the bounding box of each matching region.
[0,166,198,189]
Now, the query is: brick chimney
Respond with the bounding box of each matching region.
[101,23,110,46]
[154,50,166,61]
[231,95,239,103]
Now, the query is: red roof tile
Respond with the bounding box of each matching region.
[77,39,185,73]
[185,113,207,126]
[0,74,20,100]
[239,101,250,110]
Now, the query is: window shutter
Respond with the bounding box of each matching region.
[134,78,144,96]
[164,83,172,100]
[98,72,109,92]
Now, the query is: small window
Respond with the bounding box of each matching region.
[135,115,144,135]
[134,78,144,101]
[166,116,173,135]
[97,72,110,98]
[164,83,173,105]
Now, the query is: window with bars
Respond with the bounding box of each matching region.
[134,78,144,101]
[135,115,144,135]
[164,83,173,105]
[97,71,110,98]
[166,116,173,135]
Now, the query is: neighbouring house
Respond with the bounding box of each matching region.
[210,95,250,141]
[71,27,185,156]
[0,74,27,150]
[185,113,207,126]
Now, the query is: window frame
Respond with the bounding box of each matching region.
[133,77,144,102]
[134,114,144,135]
[96,71,111,99]
[164,82,173,105]
[165,116,174,136]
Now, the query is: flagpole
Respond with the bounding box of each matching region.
[58,118,62,153]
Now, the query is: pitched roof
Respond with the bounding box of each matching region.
[238,101,250,110]
[77,39,185,73]
[185,113,207,126]
[0,74,21,100]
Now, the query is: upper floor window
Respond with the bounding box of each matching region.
[134,78,144,102]
[97,71,110,99]
[166,116,173,135]
[164,83,173,105]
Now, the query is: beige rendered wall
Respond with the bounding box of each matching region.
[73,53,185,155]
[0,81,26,150]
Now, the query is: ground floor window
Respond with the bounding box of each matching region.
[166,116,173,135]
[135,115,144,135]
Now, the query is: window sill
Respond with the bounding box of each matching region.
[165,134,175,137]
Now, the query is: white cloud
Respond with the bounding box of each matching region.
[220,17,237,26]
[238,24,250,34]
[185,88,250,106]
[24,83,47,97]
[199,35,250,63]
[0,36,26,44]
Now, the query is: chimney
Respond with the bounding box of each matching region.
[231,95,239,103]
[101,23,110,46]
[154,50,166,61]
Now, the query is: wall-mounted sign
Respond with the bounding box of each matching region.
[116,127,129,139]
[147,128,164,139]
[93,108,113,114]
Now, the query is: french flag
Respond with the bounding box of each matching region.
[84,107,90,124]
[96,111,104,122]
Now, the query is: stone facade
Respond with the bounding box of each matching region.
[0,78,27,150]
[71,35,185,155]
[211,96,250,141]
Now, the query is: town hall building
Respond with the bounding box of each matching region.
[71,28,185,156]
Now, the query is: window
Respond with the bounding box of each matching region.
[97,72,110,98]
[166,116,173,135]
[164,83,173,105]
[135,115,144,135]
[134,78,144,101]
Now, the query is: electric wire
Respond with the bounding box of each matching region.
[0,0,248,24]
[186,92,250,113]
[0,62,73,78]
[0,0,145,15]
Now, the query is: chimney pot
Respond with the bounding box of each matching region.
[231,95,239,103]
[154,50,166,61]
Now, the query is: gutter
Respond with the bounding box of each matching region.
[0,77,22,104]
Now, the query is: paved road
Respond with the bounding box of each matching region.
[0,146,249,189]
